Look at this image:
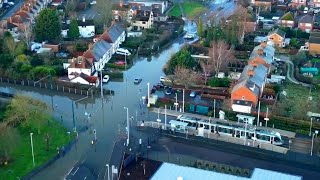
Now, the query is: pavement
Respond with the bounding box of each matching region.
[147,135,320,180]
[200,0,237,25]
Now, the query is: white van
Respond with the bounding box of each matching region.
[116,48,131,56]
[304,7,308,14]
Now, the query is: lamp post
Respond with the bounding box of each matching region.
[213,99,216,118]
[124,107,129,146]
[100,69,103,99]
[309,117,313,137]
[147,83,150,107]
[311,130,319,156]
[257,101,261,126]
[164,105,167,130]
[244,120,248,146]
[182,89,185,113]
[104,164,110,180]
[30,133,35,167]
[125,53,127,97]
[264,107,269,128]
[174,93,178,111]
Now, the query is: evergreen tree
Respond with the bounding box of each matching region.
[34,8,61,41]
[68,19,80,40]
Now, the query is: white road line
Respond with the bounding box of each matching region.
[72,167,79,175]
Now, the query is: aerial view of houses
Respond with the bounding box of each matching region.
[0,0,319,179]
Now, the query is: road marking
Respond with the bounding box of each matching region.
[72,167,79,175]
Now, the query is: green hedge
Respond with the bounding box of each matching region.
[106,63,132,70]
[208,78,231,87]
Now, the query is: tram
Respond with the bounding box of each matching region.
[176,115,284,145]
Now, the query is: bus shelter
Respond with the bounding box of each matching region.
[236,114,255,125]
[169,120,188,133]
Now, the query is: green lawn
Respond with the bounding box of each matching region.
[182,2,207,19]
[168,4,182,17]
[0,119,73,179]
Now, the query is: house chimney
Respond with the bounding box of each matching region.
[120,0,123,7]
[82,17,85,22]
[260,41,267,48]
[252,61,258,67]
[257,48,264,55]
[248,69,254,77]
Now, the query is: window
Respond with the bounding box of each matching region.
[142,22,146,24]
[242,96,245,100]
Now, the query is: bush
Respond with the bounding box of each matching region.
[106,63,131,70]
[107,72,123,79]
[208,78,231,87]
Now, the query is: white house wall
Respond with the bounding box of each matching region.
[231,104,252,114]
[79,25,95,38]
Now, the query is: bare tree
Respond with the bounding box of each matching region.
[174,66,198,89]
[210,40,234,77]
[20,25,32,47]
[200,57,214,86]
[95,0,112,28]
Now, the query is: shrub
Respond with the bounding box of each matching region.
[208,78,231,87]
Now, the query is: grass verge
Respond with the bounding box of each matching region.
[0,119,73,180]
[182,2,207,19]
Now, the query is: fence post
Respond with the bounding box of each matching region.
[57,85,58,91]
[45,83,47,89]
[63,86,64,92]
[28,80,29,86]
[69,88,70,93]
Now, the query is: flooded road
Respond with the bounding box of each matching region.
[0,22,197,180]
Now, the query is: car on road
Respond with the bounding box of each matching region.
[8,2,14,6]
[116,48,131,56]
[189,91,196,98]
[165,87,173,95]
[160,76,171,83]
[184,34,194,39]
[134,78,142,84]
[90,1,96,5]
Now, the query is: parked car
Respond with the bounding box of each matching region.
[115,61,126,66]
[160,76,172,83]
[134,78,142,84]
[165,87,173,95]
[90,1,96,5]
[103,75,110,83]
[8,2,14,6]
[116,48,131,56]
[189,91,196,98]
[184,34,194,39]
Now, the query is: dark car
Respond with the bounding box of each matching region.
[165,87,173,95]
[134,78,142,84]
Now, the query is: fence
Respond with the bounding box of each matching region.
[0,77,92,96]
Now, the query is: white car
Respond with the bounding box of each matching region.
[90,1,96,5]
[8,2,14,5]
[116,48,131,56]
[160,76,172,83]
[102,75,110,83]
[184,34,194,39]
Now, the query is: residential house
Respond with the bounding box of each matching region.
[98,23,126,54]
[62,18,95,38]
[112,3,133,21]
[226,11,257,33]
[298,14,314,33]
[0,20,19,38]
[254,0,272,11]
[231,79,260,113]
[290,0,306,8]
[70,73,98,86]
[311,0,320,8]
[128,0,168,14]
[131,11,154,30]
[267,28,286,48]
[67,56,94,79]
[230,42,273,113]
[7,14,31,31]
[309,31,320,55]
[280,12,295,28]
[92,40,113,71]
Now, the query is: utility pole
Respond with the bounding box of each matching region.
[147,83,150,107]
[213,99,216,118]
[100,69,103,99]
[72,101,75,130]
[165,105,167,130]
[124,107,129,146]
[257,101,261,126]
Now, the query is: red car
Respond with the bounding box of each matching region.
[115,61,126,66]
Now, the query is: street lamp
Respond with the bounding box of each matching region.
[147,83,150,107]
[30,133,35,167]
[309,117,313,136]
[174,93,178,111]
[104,164,110,180]
[156,105,161,128]
[311,130,319,156]
[124,107,129,146]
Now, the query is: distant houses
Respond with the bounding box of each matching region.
[61,18,95,38]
